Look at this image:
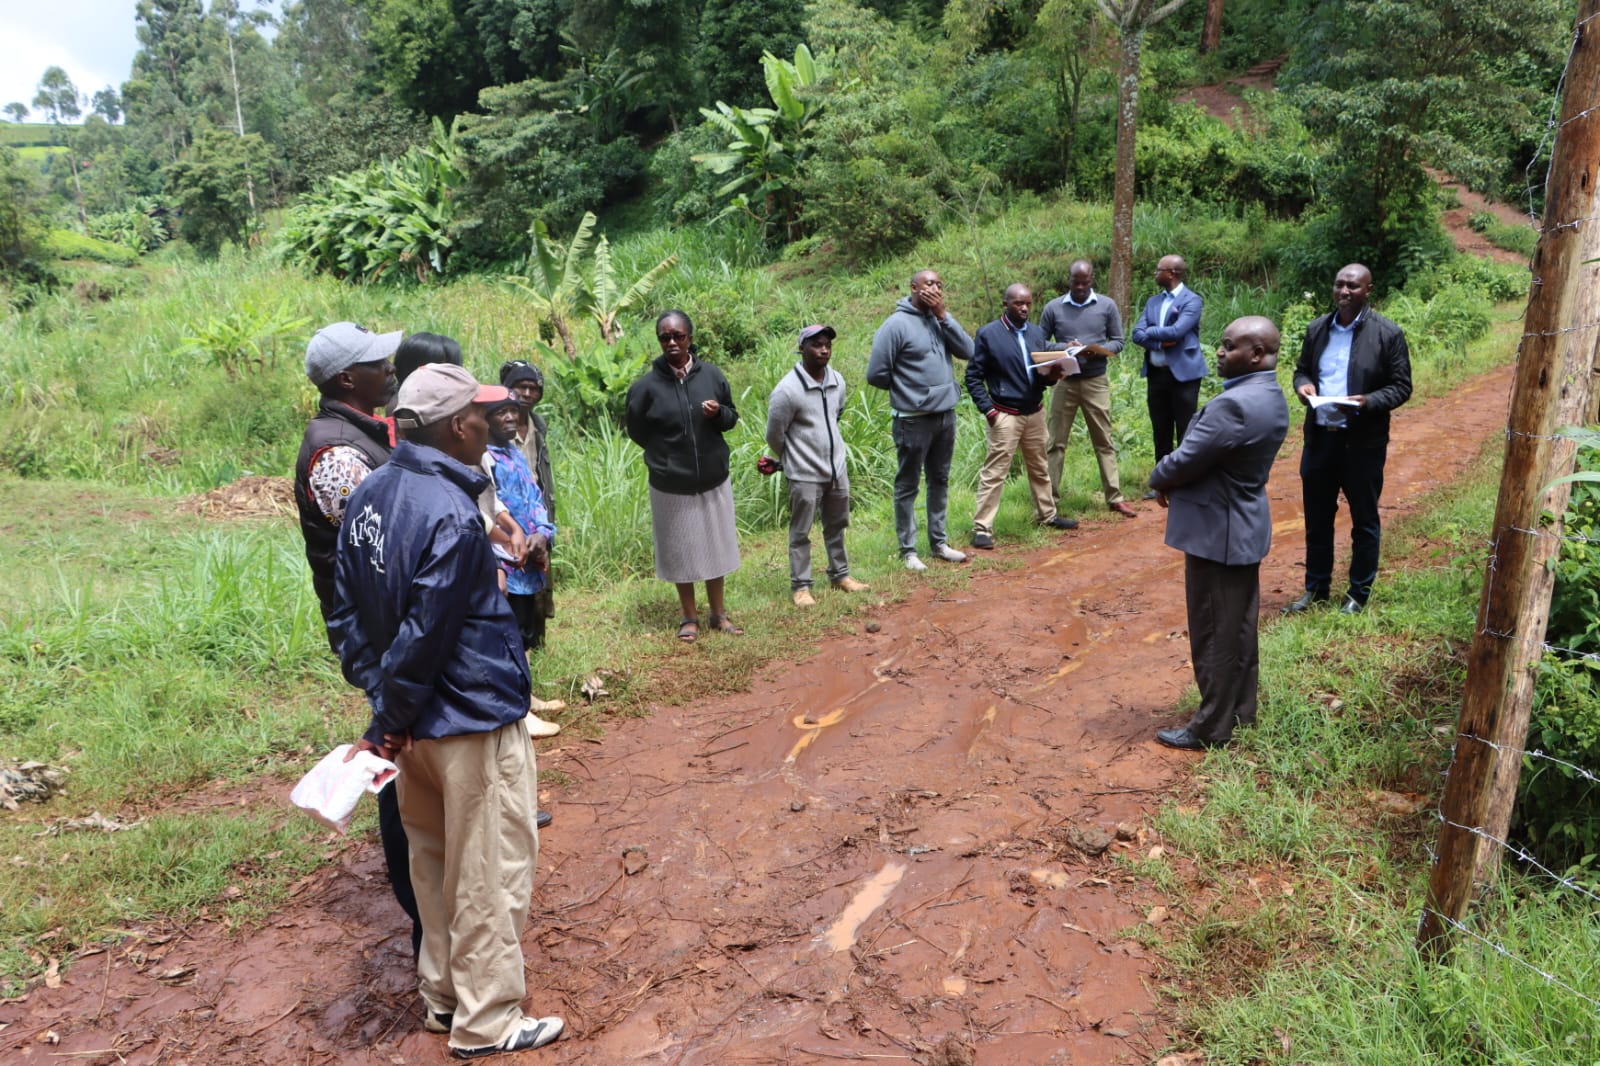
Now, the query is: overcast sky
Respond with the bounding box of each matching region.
[1,2,140,118]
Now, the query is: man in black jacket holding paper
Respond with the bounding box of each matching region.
[965,283,1078,549]
[1286,263,1412,615]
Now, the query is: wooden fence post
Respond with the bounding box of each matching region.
[1418,0,1600,955]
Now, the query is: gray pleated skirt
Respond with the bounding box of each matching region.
[650,478,741,583]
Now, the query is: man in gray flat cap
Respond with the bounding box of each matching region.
[332,364,564,1058]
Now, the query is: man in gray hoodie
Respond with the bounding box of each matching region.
[866,270,975,571]
[761,324,872,606]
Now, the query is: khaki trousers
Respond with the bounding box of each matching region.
[972,409,1055,535]
[398,721,539,1050]
[1045,373,1125,504]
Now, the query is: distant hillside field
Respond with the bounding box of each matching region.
[0,123,56,149]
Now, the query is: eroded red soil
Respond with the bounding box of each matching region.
[0,363,1514,1065]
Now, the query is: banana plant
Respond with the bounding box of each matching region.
[504,212,597,360]
[588,235,677,346]
[505,212,680,356]
[693,44,830,244]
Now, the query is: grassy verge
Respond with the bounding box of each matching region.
[1142,410,1600,1058]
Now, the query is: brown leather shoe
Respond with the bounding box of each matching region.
[1110,500,1138,518]
[831,576,871,593]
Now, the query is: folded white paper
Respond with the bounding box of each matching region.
[290,744,399,834]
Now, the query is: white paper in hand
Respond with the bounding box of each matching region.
[290,744,400,834]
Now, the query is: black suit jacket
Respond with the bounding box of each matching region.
[1291,309,1412,447]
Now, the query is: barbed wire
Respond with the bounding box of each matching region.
[1456,733,1600,785]
[1424,911,1600,1018]
[1434,811,1600,904]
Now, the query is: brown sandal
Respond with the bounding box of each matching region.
[677,617,700,643]
[707,614,744,635]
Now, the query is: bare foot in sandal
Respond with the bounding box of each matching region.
[707,614,744,635]
[677,618,700,643]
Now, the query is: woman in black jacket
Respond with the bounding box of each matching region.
[624,310,743,642]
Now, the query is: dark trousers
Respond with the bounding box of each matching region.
[1300,426,1387,604]
[1183,554,1261,744]
[1146,365,1201,465]
[323,610,423,955]
[891,410,957,555]
[507,592,548,650]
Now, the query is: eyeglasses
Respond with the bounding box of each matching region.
[657,331,689,342]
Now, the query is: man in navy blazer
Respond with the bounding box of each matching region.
[1149,316,1289,749]
[1131,255,1206,497]
[1284,263,1412,615]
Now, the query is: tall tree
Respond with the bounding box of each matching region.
[34,67,87,224]
[91,88,123,123]
[1199,0,1222,54]
[124,0,209,164]
[1283,0,1566,284]
[1095,0,1186,316]
[4,103,28,123]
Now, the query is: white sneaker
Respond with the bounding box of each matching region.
[903,554,928,572]
[451,1015,565,1058]
[932,543,967,564]
[525,714,562,739]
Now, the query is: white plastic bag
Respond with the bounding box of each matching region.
[290,744,399,833]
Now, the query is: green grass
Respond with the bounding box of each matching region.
[1468,211,1540,259]
[1147,434,1600,1063]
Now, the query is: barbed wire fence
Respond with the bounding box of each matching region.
[1413,0,1600,1024]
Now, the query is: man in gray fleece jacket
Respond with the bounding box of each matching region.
[866,270,975,571]
[761,325,872,606]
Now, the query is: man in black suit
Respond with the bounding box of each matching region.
[1284,263,1412,615]
[1150,317,1290,749]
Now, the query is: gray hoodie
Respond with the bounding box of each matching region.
[765,363,848,485]
[865,297,973,414]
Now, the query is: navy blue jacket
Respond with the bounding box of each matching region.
[966,316,1059,416]
[330,440,531,747]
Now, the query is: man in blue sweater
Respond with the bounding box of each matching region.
[331,364,563,1059]
[965,284,1079,549]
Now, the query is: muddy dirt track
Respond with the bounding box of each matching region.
[1,365,1514,1065]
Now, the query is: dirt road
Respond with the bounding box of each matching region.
[0,365,1513,1065]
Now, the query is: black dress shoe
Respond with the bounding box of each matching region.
[971,531,995,549]
[1155,727,1217,751]
[1043,516,1079,530]
[1282,590,1330,614]
[1339,594,1365,615]
[536,810,552,829]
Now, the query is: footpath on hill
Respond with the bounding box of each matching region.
[0,360,1514,1065]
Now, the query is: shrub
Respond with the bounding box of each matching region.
[540,335,653,428]
[277,118,464,284]
[84,200,169,255]
[1467,211,1540,259]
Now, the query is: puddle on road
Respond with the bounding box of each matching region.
[819,861,907,953]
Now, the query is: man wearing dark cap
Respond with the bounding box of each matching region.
[760,325,871,606]
[331,364,564,1058]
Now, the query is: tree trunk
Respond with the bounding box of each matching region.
[1418,0,1600,955]
[1200,0,1224,54]
[1108,26,1143,317]
[225,31,257,222]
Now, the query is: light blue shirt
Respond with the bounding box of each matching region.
[1004,315,1031,376]
[1315,311,1361,427]
[1150,283,1188,369]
